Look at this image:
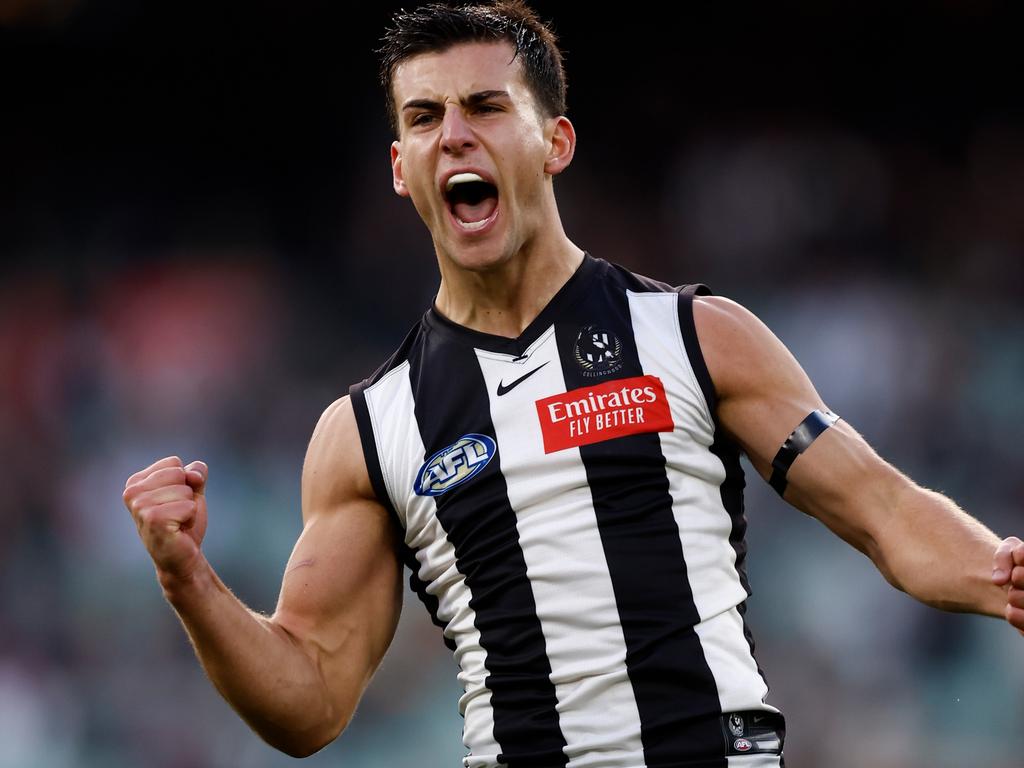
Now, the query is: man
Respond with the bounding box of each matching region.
[122,2,1024,766]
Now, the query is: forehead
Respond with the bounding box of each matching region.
[392,40,530,105]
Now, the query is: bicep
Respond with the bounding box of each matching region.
[695,296,906,555]
[695,295,829,473]
[273,396,403,717]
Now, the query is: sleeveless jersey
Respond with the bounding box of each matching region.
[349,254,781,768]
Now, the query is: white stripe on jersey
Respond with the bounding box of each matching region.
[627,290,773,713]
[362,363,503,763]
[362,362,419,528]
[474,326,646,768]
[730,756,784,767]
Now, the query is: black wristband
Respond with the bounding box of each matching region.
[768,409,839,496]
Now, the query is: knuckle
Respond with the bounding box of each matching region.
[154,467,184,486]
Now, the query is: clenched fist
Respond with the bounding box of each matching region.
[992,536,1024,636]
[123,456,209,583]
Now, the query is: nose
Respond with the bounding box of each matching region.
[440,106,475,155]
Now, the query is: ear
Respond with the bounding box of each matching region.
[543,116,576,176]
[391,140,410,197]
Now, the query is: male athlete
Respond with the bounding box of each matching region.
[122,2,1024,766]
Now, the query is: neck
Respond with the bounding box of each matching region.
[434,228,585,339]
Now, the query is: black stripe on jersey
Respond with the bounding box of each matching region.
[677,285,770,688]
[556,282,726,767]
[400,542,457,652]
[349,381,398,521]
[674,285,753,594]
[674,285,716,412]
[407,339,567,767]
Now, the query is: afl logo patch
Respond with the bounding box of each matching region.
[733,738,753,753]
[574,326,623,378]
[414,434,496,497]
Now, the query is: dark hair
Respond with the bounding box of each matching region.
[377,1,567,136]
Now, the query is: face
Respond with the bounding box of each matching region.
[390,41,574,272]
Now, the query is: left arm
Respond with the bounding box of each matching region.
[692,294,1024,630]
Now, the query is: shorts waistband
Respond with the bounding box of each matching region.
[721,710,785,756]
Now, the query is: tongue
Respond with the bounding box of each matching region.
[453,194,497,224]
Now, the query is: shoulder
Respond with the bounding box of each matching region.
[301,395,378,522]
[691,294,809,404]
[691,294,765,357]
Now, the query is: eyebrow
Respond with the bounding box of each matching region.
[401,89,511,113]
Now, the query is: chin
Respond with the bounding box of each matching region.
[438,232,516,274]
[449,247,511,273]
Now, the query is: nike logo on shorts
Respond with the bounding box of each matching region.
[496,362,549,396]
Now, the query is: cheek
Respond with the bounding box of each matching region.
[408,187,441,224]
[505,133,549,199]
[404,166,443,218]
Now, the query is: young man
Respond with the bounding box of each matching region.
[122,2,1024,766]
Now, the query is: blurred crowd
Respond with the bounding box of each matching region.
[3,3,1023,767]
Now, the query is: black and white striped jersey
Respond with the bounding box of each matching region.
[350,253,782,768]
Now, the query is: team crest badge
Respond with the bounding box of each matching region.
[574,325,623,378]
[728,714,745,737]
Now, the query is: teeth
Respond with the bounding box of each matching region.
[456,216,490,231]
[446,172,486,192]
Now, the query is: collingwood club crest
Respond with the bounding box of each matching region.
[574,325,623,377]
[728,713,744,737]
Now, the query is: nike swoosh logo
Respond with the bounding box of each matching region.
[496,362,549,396]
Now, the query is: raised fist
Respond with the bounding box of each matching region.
[993,535,1024,636]
[123,456,209,582]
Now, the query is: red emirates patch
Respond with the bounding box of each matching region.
[535,375,674,453]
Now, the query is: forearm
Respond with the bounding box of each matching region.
[779,423,1006,618]
[159,558,342,757]
[868,480,1005,617]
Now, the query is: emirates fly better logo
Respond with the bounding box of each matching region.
[535,375,674,453]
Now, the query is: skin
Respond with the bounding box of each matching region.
[390,40,583,337]
[695,296,1024,626]
[123,400,397,757]
[122,39,1024,758]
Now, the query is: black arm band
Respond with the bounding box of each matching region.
[768,409,840,496]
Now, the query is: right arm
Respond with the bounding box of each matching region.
[122,396,403,757]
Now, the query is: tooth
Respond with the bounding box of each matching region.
[446,172,485,192]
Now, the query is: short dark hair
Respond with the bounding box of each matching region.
[377,1,567,136]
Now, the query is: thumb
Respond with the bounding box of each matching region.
[992,536,1022,585]
[184,460,209,496]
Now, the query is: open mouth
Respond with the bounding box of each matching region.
[444,173,499,232]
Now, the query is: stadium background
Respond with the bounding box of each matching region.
[2,1,1022,765]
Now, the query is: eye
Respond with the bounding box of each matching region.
[411,113,438,127]
[476,104,501,114]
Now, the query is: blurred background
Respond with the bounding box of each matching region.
[2,1,1022,766]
